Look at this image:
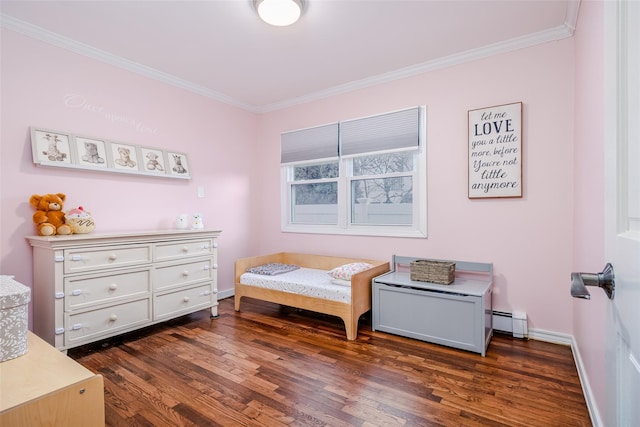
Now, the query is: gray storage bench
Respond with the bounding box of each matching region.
[372,255,493,356]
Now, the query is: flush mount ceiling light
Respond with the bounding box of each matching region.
[254,0,304,27]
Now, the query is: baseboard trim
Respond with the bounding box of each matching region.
[218,288,234,301]
[527,328,572,345]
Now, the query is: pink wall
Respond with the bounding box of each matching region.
[0,29,259,322]
[258,40,576,334]
[573,0,607,419]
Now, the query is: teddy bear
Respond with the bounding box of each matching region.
[81,142,105,164]
[115,147,136,168]
[29,193,73,236]
[65,206,95,234]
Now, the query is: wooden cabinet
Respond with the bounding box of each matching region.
[0,332,104,426]
[372,255,493,356]
[27,229,221,351]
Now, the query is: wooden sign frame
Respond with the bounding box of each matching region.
[468,102,523,199]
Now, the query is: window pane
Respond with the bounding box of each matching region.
[292,182,338,224]
[294,162,339,181]
[351,177,412,225]
[353,152,413,176]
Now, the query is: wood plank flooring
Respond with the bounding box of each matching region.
[69,297,592,426]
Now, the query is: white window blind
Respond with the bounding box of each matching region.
[281,123,339,164]
[341,107,421,156]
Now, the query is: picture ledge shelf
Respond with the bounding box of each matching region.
[30,126,191,180]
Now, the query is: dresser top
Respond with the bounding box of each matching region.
[26,229,222,248]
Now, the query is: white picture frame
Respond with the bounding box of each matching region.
[140,147,168,174]
[167,151,191,178]
[31,128,73,165]
[110,142,140,171]
[75,136,108,168]
[468,102,523,199]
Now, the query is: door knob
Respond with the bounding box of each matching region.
[570,263,615,300]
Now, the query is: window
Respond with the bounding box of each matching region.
[281,107,426,237]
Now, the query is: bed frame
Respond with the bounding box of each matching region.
[234,252,390,340]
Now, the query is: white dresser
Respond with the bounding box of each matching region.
[27,229,221,351]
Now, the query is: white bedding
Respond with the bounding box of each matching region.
[240,267,351,303]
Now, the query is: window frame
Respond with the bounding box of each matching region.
[280,106,427,238]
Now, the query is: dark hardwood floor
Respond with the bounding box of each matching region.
[70,297,592,426]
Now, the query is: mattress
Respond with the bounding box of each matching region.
[240,267,351,303]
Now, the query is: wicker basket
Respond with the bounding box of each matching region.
[410,260,455,284]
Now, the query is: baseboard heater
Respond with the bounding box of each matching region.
[492,310,528,338]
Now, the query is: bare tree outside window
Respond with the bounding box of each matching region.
[352,152,413,204]
[291,162,339,224]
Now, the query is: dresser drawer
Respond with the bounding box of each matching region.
[65,298,151,346]
[64,269,151,311]
[154,258,214,291]
[154,239,214,262]
[154,283,213,321]
[64,244,152,274]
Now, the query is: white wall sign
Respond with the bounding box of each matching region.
[468,102,523,198]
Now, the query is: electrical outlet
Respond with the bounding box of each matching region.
[197,186,205,198]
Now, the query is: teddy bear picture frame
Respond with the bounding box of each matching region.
[110,142,140,171]
[30,126,191,179]
[75,135,108,169]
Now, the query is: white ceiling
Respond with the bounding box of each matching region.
[1,0,578,113]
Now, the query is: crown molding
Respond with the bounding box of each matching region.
[0,14,258,112]
[2,0,580,114]
[258,0,581,113]
[260,9,579,112]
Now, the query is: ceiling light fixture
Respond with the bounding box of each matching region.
[254,0,304,27]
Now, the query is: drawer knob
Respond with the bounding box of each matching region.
[182,246,189,252]
[213,264,218,269]
[109,314,118,322]
[109,283,118,291]
[108,254,117,261]
[182,270,190,277]
[183,296,190,303]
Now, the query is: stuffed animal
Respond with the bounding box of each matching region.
[65,206,95,234]
[191,213,204,229]
[29,193,73,236]
[175,214,189,229]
